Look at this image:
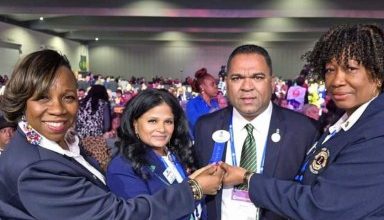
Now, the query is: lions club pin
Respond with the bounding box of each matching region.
[212,130,230,143]
[310,147,330,174]
[271,129,281,143]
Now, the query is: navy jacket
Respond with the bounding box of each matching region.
[194,103,319,220]
[0,128,195,220]
[249,93,384,220]
[107,150,193,220]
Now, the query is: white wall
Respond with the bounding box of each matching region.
[0,21,87,75]
[0,20,315,80]
[89,41,315,80]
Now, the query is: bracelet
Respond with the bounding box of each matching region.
[188,179,203,200]
[243,170,254,185]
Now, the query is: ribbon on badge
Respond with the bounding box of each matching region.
[209,130,230,164]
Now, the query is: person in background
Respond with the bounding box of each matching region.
[76,84,111,138]
[77,88,86,101]
[103,112,122,157]
[107,89,205,219]
[186,68,219,136]
[193,44,319,220]
[302,103,320,121]
[0,49,224,220]
[0,115,16,155]
[221,24,384,220]
[217,91,228,109]
[76,84,111,170]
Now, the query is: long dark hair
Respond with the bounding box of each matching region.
[117,89,195,179]
[80,84,110,114]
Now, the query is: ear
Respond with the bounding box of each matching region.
[133,120,138,133]
[271,74,275,92]
[377,79,382,89]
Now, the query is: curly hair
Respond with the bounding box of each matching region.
[304,24,384,89]
[191,68,214,93]
[117,89,195,179]
[0,50,72,122]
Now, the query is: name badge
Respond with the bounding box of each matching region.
[231,188,252,203]
[209,130,230,164]
[163,167,176,184]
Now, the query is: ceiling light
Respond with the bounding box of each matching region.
[39,17,44,21]
[95,37,99,41]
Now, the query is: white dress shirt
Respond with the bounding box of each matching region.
[19,121,106,185]
[221,101,273,220]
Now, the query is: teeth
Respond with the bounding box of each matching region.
[46,122,64,128]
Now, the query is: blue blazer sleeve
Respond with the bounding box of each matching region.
[106,155,151,199]
[0,131,196,220]
[16,160,195,220]
[248,136,384,220]
[186,98,200,132]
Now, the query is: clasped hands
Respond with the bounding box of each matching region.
[189,162,248,195]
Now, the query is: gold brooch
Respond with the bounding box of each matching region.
[309,147,329,174]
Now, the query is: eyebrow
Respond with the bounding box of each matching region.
[229,72,266,76]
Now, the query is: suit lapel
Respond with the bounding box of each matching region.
[216,108,233,216]
[37,146,109,190]
[145,149,171,185]
[263,105,285,177]
[219,107,233,162]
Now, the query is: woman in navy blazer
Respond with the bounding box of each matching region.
[0,50,223,220]
[107,89,202,219]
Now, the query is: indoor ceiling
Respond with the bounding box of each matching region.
[0,0,384,46]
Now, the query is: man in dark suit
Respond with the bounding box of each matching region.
[193,44,319,220]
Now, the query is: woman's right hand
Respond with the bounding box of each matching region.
[190,164,224,195]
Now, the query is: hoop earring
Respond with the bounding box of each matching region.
[21,115,26,122]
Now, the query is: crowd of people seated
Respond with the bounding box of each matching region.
[74,67,340,135]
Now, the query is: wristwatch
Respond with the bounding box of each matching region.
[243,170,255,186]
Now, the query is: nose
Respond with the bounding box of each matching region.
[157,123,166,132]
[329,69,346,88]
[241,77,255,91]
[48,99,67,115]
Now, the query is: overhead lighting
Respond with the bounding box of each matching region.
[95,37,99,41]
[39,17,44,21]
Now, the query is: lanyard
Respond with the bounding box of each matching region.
[229,118,267,174]
[152,153,199,220]
[294,130,337,183]
[159,152,186,180]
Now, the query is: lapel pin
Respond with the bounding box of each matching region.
[271,128,281,143]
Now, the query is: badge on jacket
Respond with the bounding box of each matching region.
[309,147,330,174]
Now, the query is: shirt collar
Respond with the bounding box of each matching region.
[18,121,81,157]
[232,101,273,133]
[328,96,377,134]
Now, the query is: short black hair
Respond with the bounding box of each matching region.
[226,44,273,75]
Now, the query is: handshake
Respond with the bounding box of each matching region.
[187,162,253,199]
